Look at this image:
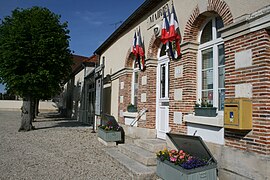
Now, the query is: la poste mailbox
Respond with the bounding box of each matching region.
[224,98,252,130]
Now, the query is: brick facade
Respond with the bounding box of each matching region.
[118,0,269,156]
[224,29,270,155]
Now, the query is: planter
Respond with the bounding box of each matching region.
[194,107,217,117]
[127,106,137,112]
[156,133,217,180]
[156,159,217,180]
[98,127,121,142]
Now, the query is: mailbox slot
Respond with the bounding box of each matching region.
[224,98,252,130]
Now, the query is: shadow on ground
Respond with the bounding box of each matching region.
[34,112,92,130]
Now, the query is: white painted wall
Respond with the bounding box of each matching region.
[111,79,119,120]
[187,123,224,145]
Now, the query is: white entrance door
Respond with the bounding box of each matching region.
[156,57,170,139]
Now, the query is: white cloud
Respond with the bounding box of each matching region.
[75,10,106,26]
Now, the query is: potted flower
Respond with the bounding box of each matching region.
[194,99,217,117]
[98,118,122,142]
[156,133,217,180]
[127,103,137,112]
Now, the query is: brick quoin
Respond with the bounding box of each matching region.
[224,29,270,155]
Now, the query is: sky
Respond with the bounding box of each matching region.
[0,0,145,93]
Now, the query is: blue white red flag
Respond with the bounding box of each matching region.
[135,29,145,70]
[160,9,170,44]
[132,31,137,56]
[169,4,181,58]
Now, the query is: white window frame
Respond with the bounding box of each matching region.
[157,44,170,102]
[131,61,139,106]
[197,17,224,112]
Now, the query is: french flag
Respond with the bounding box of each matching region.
[169,4,181,58]
[132,31,137,56]
[160,9,170,44]
[136,29,145,70]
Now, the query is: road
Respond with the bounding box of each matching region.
[0,111,131,180]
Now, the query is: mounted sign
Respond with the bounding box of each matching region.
[147,3,169,29]
[95,78,101,115]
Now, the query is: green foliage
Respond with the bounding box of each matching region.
[195,99,213,107]
[0,7,72,99]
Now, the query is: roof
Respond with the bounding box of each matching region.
[71,54,97,77]
[94,0,165,55]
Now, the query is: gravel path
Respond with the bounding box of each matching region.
[0,111,132,180]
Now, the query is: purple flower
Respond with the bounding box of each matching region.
[181,157,207,169]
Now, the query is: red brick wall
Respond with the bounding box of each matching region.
[119,47,158,129]
[118,73,132,124]
[137,66,157,129]
[224,29,270,155]
[168,51,198,134]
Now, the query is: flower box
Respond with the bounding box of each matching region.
[127,104,137,112]
[98,127,121,142]
[194,107,217,117]
[157,159,217,180]
[156,133,217,180]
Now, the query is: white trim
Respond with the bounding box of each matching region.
[131,61,139,106]
[184,114,224,127]
[197,17,224,111]
[156,44,170,139]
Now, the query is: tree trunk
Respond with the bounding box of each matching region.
[19,97,35,131]
[35,99,39,117]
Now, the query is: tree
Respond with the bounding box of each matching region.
[0,7,72,131]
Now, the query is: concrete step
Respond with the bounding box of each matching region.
[134,139,167,153]
[103,147,157,180]
[124,135,138,144]
[118,143,157,166]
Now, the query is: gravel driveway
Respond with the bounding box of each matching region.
[0,111,131,180]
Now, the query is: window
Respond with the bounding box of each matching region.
[158,44,169,100]
[131,61,139,107]
[198,16,225,111]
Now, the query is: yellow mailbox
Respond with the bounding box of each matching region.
[224,98,252,130]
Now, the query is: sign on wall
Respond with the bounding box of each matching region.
[95,78,101,115]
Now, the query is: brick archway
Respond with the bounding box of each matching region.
[124,48,134,68]
[183,0,233,43]
[147,35,162,59]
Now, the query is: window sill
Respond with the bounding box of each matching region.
[123,111,138,118]
[183,114,224,127]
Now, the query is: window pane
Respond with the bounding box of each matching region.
[218,44,224,66]
[202,69,213,89]
[216,17,224,38]
[200,21,212,44]
[218,44,225,89]
[160,44,166,57]
[218,89,225,110]
[202,48,213,90]
[133,70,139,107]
[202,90,213,104]
[202,48,213,69]
[134,71,138,84]
[218,67,225,88]
[160,64,166,98]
